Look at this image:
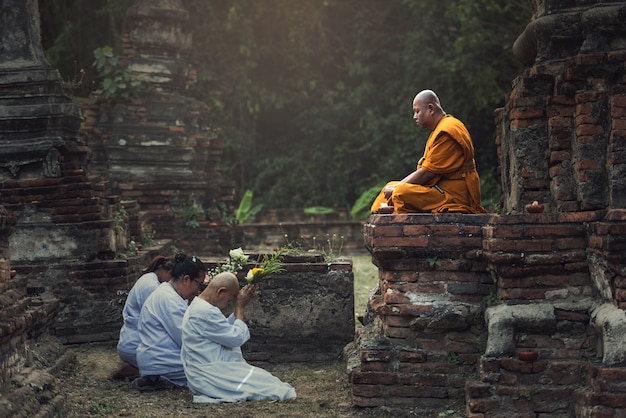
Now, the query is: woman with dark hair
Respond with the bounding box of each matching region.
[133,255,207,391]
[111,253,184,380]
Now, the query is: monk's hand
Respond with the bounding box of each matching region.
[383,185,396,199]
[236,284,259,308]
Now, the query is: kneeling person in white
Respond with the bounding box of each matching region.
[181,272,296,403]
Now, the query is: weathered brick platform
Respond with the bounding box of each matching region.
[347,211,626,417]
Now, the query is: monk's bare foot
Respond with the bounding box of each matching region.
[109,363,139,381]
[377,205,394,214]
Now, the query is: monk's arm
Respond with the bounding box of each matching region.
[383,169,438,198]
[401,168,438,185]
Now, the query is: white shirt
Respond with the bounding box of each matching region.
[117,272,159,362]
[136,281,188,379]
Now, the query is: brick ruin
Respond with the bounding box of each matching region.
[347,1,626,417]
[1,0,626,417]
[0,1,354,416]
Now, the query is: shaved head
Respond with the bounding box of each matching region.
[209,272,239,292]
[414,89,442,109]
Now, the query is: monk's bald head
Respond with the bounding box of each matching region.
[414,90,442,109]
[208,272,239,293]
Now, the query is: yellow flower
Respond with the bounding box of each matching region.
[245,267,265,284]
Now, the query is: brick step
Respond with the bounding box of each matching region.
[466,380,575,416]
[0,298,59,343]
[574,387,626,413]
[0,335,74,418]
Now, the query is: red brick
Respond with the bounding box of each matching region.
[574,160,598,170]
[382,270,418,283]
[351,384,383,397]
[370,237,429,247]
[385,316,413,327]
[359,350,391,362]
[389,384,447,398]
[383,326,413,339]
[396,350,427,363]
[575,89,606,102]
[612,119,626,130]
[501,288,551,300]
[511,119,542,129]
[548,116,573,128]
[467,399,501,413]
[576,124,605,137]
[550,150,571,163]
[611,96,626,107]
[397,283,445,294]
[351,395,385,407]
[383,292,410,304]
[522,224,584,237]
[350,371,398,385]
[547,105,574,117]
[360,362,393,372]
[370,225,403,237]
[576,103,593,115]
[510,108,545,119]
[549,95,576,106]
[430,236,482,248]
[576,114,596,124]
[611,106,626,117]
[483,238,554,252]
[401,224,431,236]
[555,237,586,249]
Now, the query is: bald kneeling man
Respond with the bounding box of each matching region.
[180,272,296,403]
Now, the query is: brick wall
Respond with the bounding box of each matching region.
[349,211,626,417]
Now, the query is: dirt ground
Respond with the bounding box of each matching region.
[61,342,387,418]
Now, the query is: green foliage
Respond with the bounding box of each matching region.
[90,46,154,103]
[236,189,263,224]
[485,290,500,307]
[142,225,155,247]
[426,257,441,268]
[303,206,335,215]
[350,184,385,220]
[480,168,502,213]
[41,0,532,210]
[184,198,203,229]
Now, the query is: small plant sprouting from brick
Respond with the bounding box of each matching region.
[184,197,203,229]
[512,390,532,401]
[426,256,441,268]
[113,207,129,235]
[143,224,155,247]
[447,351,459,364]
[90,46,156,103]
[485,289,500,307]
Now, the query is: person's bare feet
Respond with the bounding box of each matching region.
[109,362,139,380]
[377,205,394,214]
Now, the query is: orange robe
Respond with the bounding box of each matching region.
[371,115,486,214]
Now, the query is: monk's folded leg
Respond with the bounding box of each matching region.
[370,181,399,213]
[391,183,448,213]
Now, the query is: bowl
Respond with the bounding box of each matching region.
[518,350,538,362]
[525,203,544,213]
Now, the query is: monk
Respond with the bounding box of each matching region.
[371,89,486,214]
[181,272,296,403]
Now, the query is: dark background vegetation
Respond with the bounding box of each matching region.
[38,0,532,215]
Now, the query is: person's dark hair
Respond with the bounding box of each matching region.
[143,255,171,274]
[171,255,207,281]
[142,252,187,275]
